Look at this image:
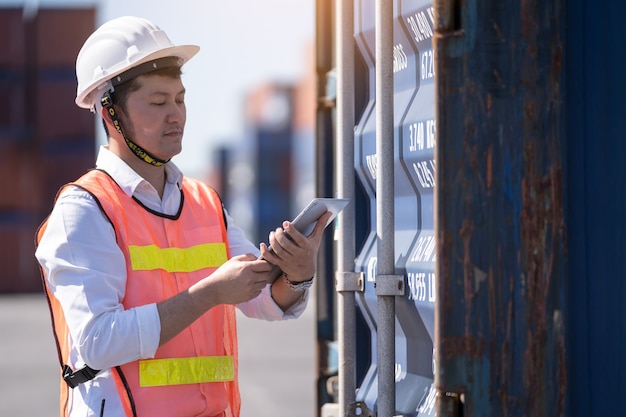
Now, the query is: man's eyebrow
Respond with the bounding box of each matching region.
[147,88,186,96]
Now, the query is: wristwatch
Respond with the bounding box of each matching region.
[282,273,314,292]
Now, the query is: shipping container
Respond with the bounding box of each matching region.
[0,8,96,293]
[315,0,626,416]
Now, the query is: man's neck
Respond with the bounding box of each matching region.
[136,163,167,199]
[108,141,167,198]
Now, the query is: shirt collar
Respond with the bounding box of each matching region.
[94,146,184,198]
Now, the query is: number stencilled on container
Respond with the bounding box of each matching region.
[420,49,435,80]
[393,43,409,73]
[406,7,435,44]
[408,272,436,302]
[413,159,436,189]
[410,234,436,263]
[408,119,436,152]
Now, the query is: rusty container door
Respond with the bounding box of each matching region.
[433,0,567,416]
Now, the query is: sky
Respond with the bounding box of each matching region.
[3,0,316,178]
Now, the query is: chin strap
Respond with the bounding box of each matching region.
[100,91,169,167]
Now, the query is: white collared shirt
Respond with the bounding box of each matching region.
[35,147,306,416]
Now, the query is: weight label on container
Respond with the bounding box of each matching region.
[420,49,435,80]
[410,234,436,262]
[408,272,436,302]
[406,7,435,44]
[408,119,436,152]
[413,159,437,189]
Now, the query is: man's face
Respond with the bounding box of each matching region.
[118,74,187,161]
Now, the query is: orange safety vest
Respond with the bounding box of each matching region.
[36,169,241,417]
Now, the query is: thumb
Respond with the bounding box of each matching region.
[231,253,258,262]
[309,211,333,241]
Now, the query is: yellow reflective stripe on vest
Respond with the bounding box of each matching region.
[139,356,235,387]
[128,243,228,272]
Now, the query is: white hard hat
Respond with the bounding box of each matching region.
[75,16,199,109]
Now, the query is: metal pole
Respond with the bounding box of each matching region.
[335,0,358,416]
[375,0,398,416]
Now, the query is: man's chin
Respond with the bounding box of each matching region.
[162,145,183,160]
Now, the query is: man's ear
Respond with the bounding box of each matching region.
[100,105,122,138]
[100,105,112,126]
[100,106,113,124]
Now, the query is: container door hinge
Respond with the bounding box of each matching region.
[437,391,465,417]
[374,274,405,296]
[335,271,364,292]
[348,401,375,417]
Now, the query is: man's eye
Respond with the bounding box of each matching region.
[152,102,165,106]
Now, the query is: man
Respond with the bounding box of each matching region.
[35,16,330,417]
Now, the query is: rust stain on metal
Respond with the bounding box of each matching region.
[521,141,547,417]
[438,228,455,313]
[518,0,568,413]
[520,132,566,416]
[440,335,485,359]
[459,219,474,335]
[486,145,493,191]
[435,0,567,414]
[433,0,455,32]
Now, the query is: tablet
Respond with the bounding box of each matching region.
[291,198,350,236]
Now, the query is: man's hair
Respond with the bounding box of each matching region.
[101,65,183,136]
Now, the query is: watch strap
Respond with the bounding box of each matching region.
[282,273,313,292]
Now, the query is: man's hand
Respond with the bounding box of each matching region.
[206,253,274,305]
[157,253,274,346]
[259,211,333,283]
